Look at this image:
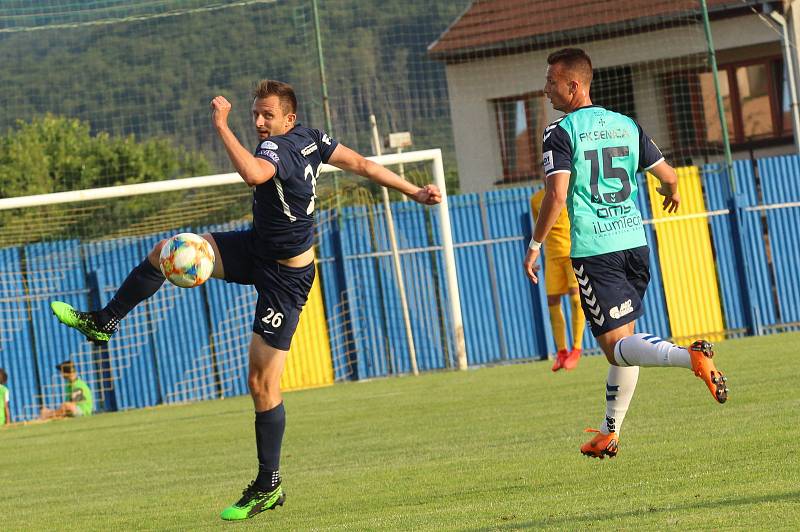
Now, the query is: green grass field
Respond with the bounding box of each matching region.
[3,333,799,530]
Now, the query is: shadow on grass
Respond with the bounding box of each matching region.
[469,490,800,530]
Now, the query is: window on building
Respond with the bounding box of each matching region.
[493,92,547,182]
[592,66,636,119]
[664,56,792,156]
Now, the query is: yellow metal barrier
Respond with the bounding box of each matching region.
[281,263,334,390]
[646,166,725,342]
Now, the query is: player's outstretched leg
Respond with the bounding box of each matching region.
[612,333,729,403]
[50,301,118,345]
[688,340,728,404]
[50,249,167,344]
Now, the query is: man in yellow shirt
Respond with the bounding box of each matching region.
[530,187,585,370]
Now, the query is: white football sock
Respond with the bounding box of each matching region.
[613,333,691,369]
[600,365,639,435]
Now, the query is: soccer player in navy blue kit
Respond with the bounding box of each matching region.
[51,79,441,520]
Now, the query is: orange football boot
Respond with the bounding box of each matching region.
[551,349,569,372]
[563,348,582,370]
[688,340,728,404]
[580,428,618,459]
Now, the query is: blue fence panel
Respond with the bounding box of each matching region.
[0,248,39,421]
[24,240,92,411]
[316,210,355,380]
[82,237,160,409]
[484,187,550,360]
[446,193,503,365]
[339,206,390,379]
[757,155,800,325]
[370,204,413,374]
[390,201,447,372]
[703,161,777,331]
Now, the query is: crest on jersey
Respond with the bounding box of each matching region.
[260,141,279,150]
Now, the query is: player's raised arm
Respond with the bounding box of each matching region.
[327,143,442,205]
[211,96,275,186]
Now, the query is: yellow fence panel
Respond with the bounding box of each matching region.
[646,166,725,343]
[281,263,334,390]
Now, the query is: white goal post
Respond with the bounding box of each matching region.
[0,148,469,371]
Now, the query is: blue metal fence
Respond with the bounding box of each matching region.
[757,156,800,327]
[0,247,39,422]
[3,153,800,420]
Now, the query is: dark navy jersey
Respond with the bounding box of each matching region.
[251,123,338,259]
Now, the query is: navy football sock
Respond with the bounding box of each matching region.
[254,403,285,491]
[99,259,164,324]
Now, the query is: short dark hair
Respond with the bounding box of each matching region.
[253,79,298,115]
[0,368,7,385]
[56,360,75,375]
[547,48,593,84]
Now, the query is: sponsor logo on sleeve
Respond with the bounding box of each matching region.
[256,150,280,163]
[542,150,554,172]
[321,133,332,145]
[301,143,318,156]
[260,140,279,150]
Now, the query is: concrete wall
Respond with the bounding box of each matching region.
[445,13,783,193]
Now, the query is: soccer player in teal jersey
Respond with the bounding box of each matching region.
[523,48,728,459]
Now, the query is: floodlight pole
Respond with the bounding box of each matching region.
[370,114,419,376]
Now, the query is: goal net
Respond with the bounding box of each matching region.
[0,149,462,422]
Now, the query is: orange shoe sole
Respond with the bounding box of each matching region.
[688,340,729,404]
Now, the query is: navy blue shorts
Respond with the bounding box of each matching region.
[570,246,650,337]
[211,229,315,350]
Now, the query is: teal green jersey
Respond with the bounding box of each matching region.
[0,384,8,424]
[65,378,94,416]
[541,106,665,257]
